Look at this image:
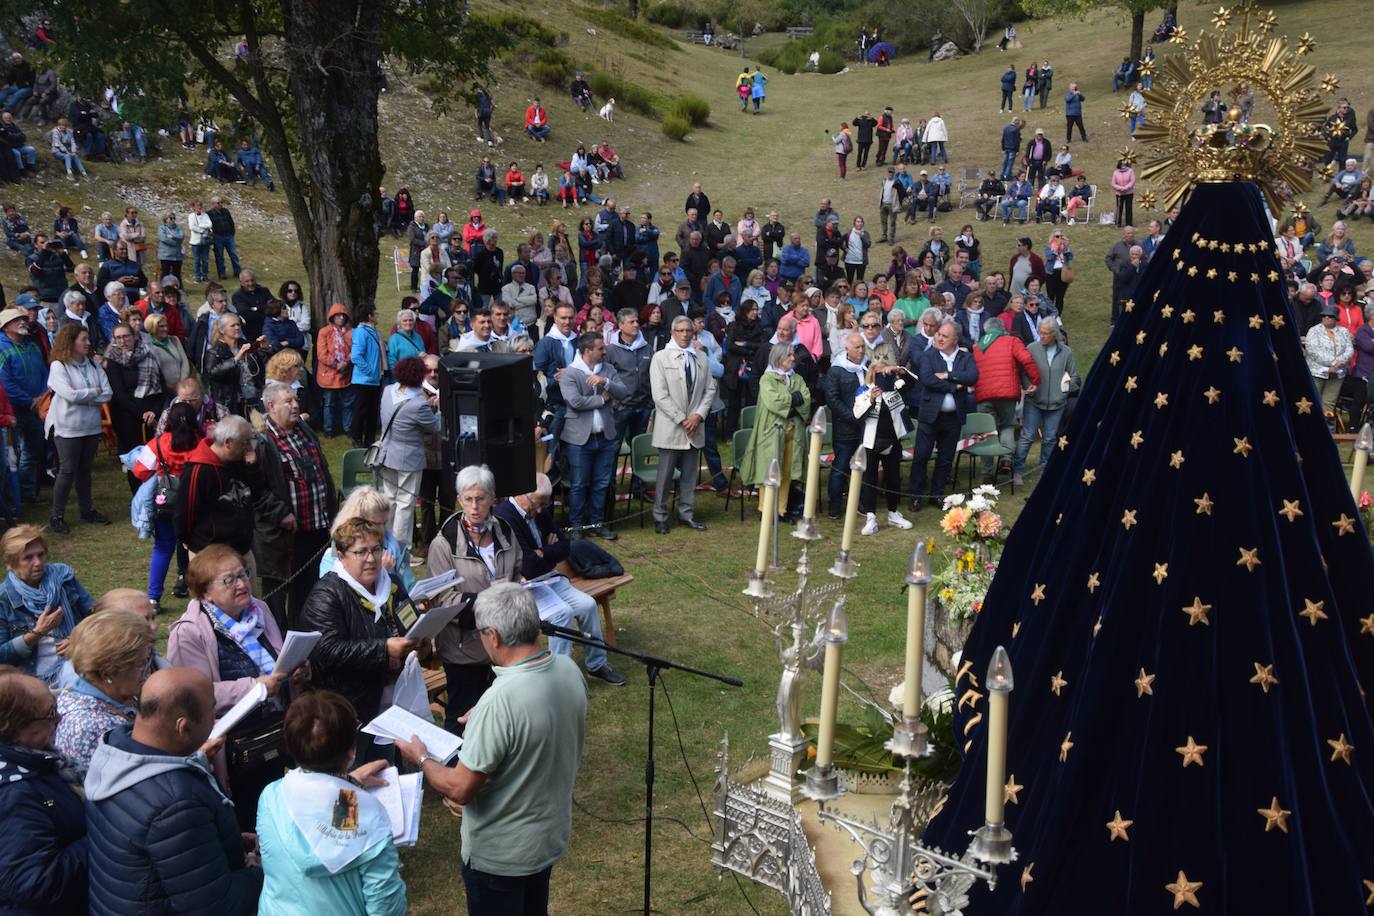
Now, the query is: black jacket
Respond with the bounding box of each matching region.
[0,742,87,915]
[206,206,235,237]
[914,346,978,424]
[27,248,72,302]
[251,423,338,580]
[753,340,818,397]
[759,221,786,260]
[684,191,710,217]
[299,571,409,724]
[493,501,571,579]
[822,366,865,443]
[230,286,271,341]
[174,441,257,554]
[853,115,877,144]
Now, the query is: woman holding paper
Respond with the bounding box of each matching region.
[168,543,297,826]
[301,517,418,764]
[256,690,408,916]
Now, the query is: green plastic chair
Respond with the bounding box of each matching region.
[630,433,679,527]
[954,412,1016,493]
[739,404,757,431]
[724,427,754,520]
[339,448,375,499]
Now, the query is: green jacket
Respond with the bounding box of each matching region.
[740,369,812,485]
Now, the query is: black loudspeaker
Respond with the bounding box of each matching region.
[437,351,536,504]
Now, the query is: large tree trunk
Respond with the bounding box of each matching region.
[281,0,385,329]
[1129,8,1144,66]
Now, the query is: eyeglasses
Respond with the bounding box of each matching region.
[346,546,385,559]
[860,322,881,329]
[216,570,251,588]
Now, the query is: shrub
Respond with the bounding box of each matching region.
[815,49,846,73]
[588,71,616,99]
[474,12,558,47]
[757,44,804,74]
[577,5,678,50]
[661,113,691,141]
[531,61,568,87]
[645,2,686,27]
[620,82,662,118]
[672,94,711,126]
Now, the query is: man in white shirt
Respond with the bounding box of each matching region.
[558,333,627,538]
[1035,176,1066,224]
[458,309,506,353]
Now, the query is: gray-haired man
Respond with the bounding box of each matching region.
[648,316,715,534]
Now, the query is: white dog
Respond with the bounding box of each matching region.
[599,98,615,122]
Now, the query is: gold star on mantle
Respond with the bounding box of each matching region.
[1136,667,1155,697]
[1129,430,1144,448]
[1176,736,1208,768]
[1005,775,1023,805]
[1109,350,1121,366]
[1333,513,1356,536]
[1227,346,1244,363]
[1092,616,1103,638]
[1299,598,1327,626]
[1328,733,1354,765]
[1233,437,1253,457]
[1135,331,1147,345]
[1182,596,1212,626]
[1169,451,1185,469]
[1125,376,1139,392]
[1270,314,1286,329]
[1296,397,1313,415]
[1187,344,1203,361]
[1166,871,1203,909]
[1360,614,1374,636]
[1204,387,1221,404]
[1158,341,1169,357]
[1237,546,1261,571]
[1031,583,1046,605]
[1121,509,1139,530]
[1364,879,1374,906]
[1247,314,1263,329]
[1124,298,1136,313]
[1154,392,1169,409]
[1160,304,1174,318]
[1087,572,1101,593]
[1250,662,1279,694]
[1205,268,1218,279]
[1058,434,1069,450]
[1021,863,1034,892]
[1059,732,1074,762]
[1262,390,1279,407]
[1152,563,1170,585]
[1187,265,1199,277]
[1181,308,1196,323]
[1082,468,1097,486]
[1212,308,1225,323]
[1050,671,1068,696]
[1194,492,1214,515]
[1106,810,1134,842]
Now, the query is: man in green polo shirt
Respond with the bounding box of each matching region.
[398,582,587,914]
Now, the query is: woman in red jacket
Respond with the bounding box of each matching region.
[461,209,486,253]
[132,401,203,611]
[971,316,1040,484]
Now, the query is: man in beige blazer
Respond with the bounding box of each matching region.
[649,315,716,534]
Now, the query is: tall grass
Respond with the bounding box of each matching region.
[578,5,679,50]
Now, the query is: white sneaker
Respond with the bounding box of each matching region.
[887,509,913,530]
[861,513,879,536]
[1067,218,1075,225]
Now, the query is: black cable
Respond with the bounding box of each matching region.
[659,673,765,916]
[571,795,711,846]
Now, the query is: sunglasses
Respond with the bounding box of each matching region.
[861,322,881,329]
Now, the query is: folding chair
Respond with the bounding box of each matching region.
[723,427,753,521]
[630,433,678,527]
[392,247,406,291]
[338,448,375,499]
[954,412,1015,492]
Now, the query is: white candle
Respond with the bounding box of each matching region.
[753,459,781,576]
[985,646,1014,826]
[1351,423,1372,498]
[802,407,827,522]
[838,447,868,553]
[815,598,849,770]
[903,542,931,720]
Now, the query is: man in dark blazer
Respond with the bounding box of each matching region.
[909,318,978,509]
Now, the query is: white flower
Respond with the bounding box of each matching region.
[942,493,966,510]
[925,686,955,716]
[888,682,905,709]
[973,484,1001,499]
[967,495,990,513]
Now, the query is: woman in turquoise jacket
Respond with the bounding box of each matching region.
[349,303,385,447]
[385,308,426,367]
[257,690,408,916]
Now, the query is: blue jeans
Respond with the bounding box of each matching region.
[10,146,35,170]
[123,124,146,159]
[526,124,550,142]
[1129,113,1144,134]
[0,87,30,111]
[1000,198,1028,222]
[322,387,356,435]
[827,438,859,515]
[192,242,211,280]
[1000,149,1017,179]
[82,130,105,159]
[461,860,551,916]
[52,151,87,175]
[213,234,241,278]
[13,409,43,501]
[613,405,652,444]
[1022,88,1034,111]
[565,432,619,527]
[542,576,607,669]
[703,411,729,488]
[1013,401,1064,475]
[149,518,177,599]
[927,141,947,163]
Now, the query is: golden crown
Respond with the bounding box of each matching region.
[1131,2,1338,212]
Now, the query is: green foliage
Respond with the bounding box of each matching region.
[661,112,691,141]
[577,5,679,50]
[755,44,805,74]
[672,94,711,126]
[528,47,577,87]
[645,2,687,27]
[815,49,846,73]
[471,11,559,46]
[799,678,960,783]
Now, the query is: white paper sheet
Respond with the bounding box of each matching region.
[404,603,463,641]
[274,630,321,674]
[209,682,268,740]
[363,767,423,846]
[524,581,567,618]
[410,569,461,602]
[399,772,423,846]
[361,705,463,764]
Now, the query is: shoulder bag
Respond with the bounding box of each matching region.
[365,399,405,469]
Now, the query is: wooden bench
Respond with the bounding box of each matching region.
[684,30,708,44]
[421,564,636,716]
[785,26,813,39]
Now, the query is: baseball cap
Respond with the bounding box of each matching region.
[675,279,692,290]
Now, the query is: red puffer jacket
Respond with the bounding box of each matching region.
[973,330,1040,402]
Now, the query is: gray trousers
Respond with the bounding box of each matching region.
[978,398,1018,475]
[879,204,899,241]
[653,446,700,522]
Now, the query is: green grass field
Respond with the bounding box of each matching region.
[1,0,1369,911]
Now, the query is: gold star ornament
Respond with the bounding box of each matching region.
[1050,671,1068,696]
[1154,391,1169,409]
[1234,437,1253,457]
[1194,492,1214,515]
[1005,775,1024,805]
[1106,810,1134,842]
[1359,614,1374,637]
[1087,571,1101,593]
[1204,387,1221,404]
[1166,871,1203,909]
[1262,390,1279,407]
[1176,736,1208,768]
[1333,513,1356,536]
[1237,546,1261,571]
[1136,667,1155,697]
[1257,797,1292,833]
[1121,509,1138,530]
[1328,733,1354,765]
[1249,661,1278,694]
[1182,596,1212,626]
[1082,468,1096,486]
[1169,451,1185,469]
[1060,732,1074,762]
[1299,598,1327,626]
[1296,396,1313,414]
[1031,583,1046,605]
[1152,563,1169,585]
[1021,863,1034,892]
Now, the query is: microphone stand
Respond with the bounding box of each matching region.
[540,620,743,916]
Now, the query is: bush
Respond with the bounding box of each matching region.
[757,44,804,74]
[588,71,666,118]
[577,5,678,50]
[588,71,616,99]
[661,113,691,141]
[672,94,711,126]
[815,49,846,73]
[645,2,686,27]
[531,61,569,87]
[474,12,558,47]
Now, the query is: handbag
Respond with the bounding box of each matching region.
[1059,264,1075,284]
[152,439,179,521]
[33,389,54,422]
[225,709,291,826]
[364,401,405,469]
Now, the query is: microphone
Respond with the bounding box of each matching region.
[540,619,597,641]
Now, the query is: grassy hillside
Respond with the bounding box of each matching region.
[0,1,1368,912]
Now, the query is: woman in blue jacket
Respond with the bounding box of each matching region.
[348,303,385,449]
[0,525,94,685]
[0,671,89,915]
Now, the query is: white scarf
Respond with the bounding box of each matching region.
[663,339,694,355]
[831,352,867,379]
[282,770,392,875]
[332,565,392,622]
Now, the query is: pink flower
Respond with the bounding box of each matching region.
[1360,490,1372,510]
[975,511,1003,537]
[940,507,972,536]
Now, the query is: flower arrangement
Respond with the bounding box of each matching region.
[1359,490,1374,541]
[931,486,1005,625]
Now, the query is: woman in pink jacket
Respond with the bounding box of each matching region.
[1111,160,1136,228]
